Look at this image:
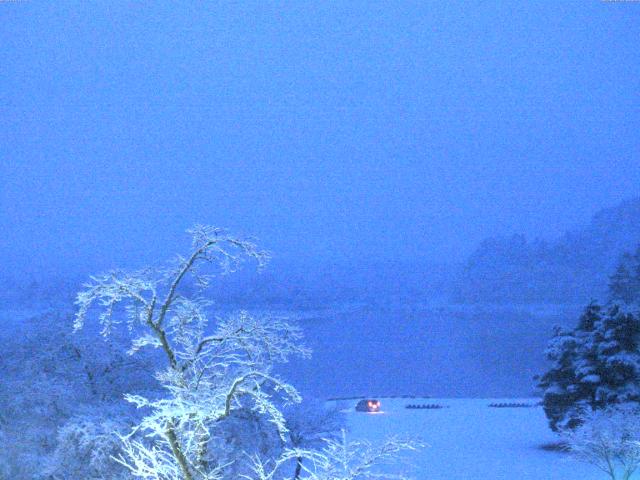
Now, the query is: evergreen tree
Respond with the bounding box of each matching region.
[609,246,640,305]
[538,303,640,431]
[538,304,600,431]
[592,305,640,406]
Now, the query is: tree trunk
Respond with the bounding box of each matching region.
[165,423,194,480]
[294,456,303,479]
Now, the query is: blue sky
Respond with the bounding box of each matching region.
[1,1,639,275]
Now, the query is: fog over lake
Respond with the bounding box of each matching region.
[2,3,640,479]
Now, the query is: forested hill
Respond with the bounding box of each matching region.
[453,198,640,304]
[4,199,640,309]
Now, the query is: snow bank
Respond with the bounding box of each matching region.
[341,398,603,480]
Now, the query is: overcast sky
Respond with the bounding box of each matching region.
[1,1,639,276]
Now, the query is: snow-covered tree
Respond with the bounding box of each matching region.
[0,309,155,478]
[74,226,313,480]
[609,245,640,306]
[538,303,640,431]
[44,404,136,480]
[538,324,583,431]
[538,304,601,431]
[74,225,421,480]
[563,405,640,480]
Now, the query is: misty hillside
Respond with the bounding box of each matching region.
[453,197,640,304]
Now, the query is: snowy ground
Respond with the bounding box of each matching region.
[339,398,603,480]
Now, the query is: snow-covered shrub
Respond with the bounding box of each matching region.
[285,400,345,449]
[0,309,157,478]
[562,405,640,480]
[44,405,136,480]
[284,400,346,479]
[538,303,640,431]
[247,430,423,480]
[194,398,345,479]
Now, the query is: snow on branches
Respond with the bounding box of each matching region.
[74,227,305,480]
[562,406,640,480]
[245,430,424,480]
